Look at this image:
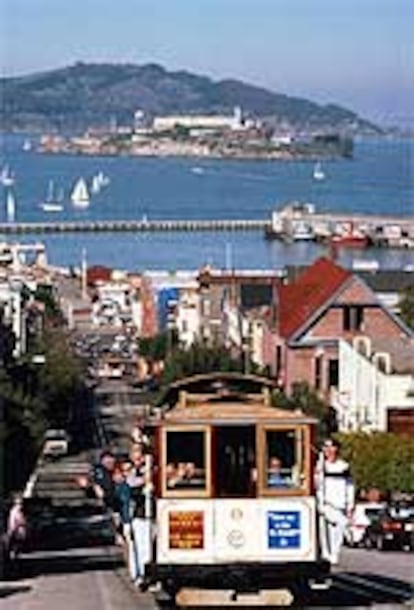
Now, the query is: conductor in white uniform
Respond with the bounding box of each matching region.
[316,438,355,565]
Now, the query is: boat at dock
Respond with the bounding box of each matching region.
[330,221,369,248]
[330,232,369,248]
[71,177,90,208]
[291,220,315,241]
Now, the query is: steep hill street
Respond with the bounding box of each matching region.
[2,374,412,609]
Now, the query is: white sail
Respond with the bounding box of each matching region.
[98,171,110,187]
[91,174,101,194]
[6,189,16,222]
[71,177,90,208]
[1,165,15,187]
[40,180,64,212]
[313,162,325,181]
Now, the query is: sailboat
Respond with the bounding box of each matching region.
[313,162,325,181]
[22,138,32,152]
[0,165,15,187]
[97,171,110,188]
[6,189,16,222]
[91,174,101,195]
[70,177,90,208]
[40,180,64,212]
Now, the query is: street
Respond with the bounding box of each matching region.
[2,377,412,609]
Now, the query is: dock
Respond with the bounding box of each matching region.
[266,204,414,249]
[0,218,267,234]
[0,208,412,248]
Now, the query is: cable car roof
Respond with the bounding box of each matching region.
[161,398,317,425]
[157,371,277,408]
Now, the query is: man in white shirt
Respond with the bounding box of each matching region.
[316,438,355,565]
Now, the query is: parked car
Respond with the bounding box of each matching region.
[364,504,414,551]
[42,429,70,459]
[345,502,386,547]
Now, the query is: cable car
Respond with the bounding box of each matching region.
[144,373,331,603]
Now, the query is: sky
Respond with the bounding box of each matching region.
[1,0,412,127]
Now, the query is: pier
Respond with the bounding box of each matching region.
[0,209,412,248]
[0,218,268,234]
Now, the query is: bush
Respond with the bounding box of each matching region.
[335,431,414,496]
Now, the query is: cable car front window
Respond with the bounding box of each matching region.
[165,430,206,491]
[265,428,304,491]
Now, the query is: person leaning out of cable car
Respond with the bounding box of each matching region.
[127,444,153,589]
[315,438,355,565]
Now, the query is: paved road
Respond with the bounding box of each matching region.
[2,377,412,609]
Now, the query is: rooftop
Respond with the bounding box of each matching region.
[278,257,352,339]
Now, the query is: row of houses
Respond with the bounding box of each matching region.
[60,254,414,436]
[151,258,414,436]
[0,242,55,357]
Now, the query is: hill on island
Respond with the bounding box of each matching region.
[0,62,380,133]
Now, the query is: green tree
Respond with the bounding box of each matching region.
[161,340,245,387]
[336,432,414,496]
[1,292,85,496]
[138,330,178,362]
[399,286,414,330]
[272,381,337,444]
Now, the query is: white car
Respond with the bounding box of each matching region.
[42,429,70,458]
[346,502,386,546]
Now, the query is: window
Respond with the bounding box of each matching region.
[215,425,256,497]
[163,428,209,496]
[275,345,282,377]
[315,354,323,390]
[328,359,339,387]
[260,427,307,494]
[343,306,364,331]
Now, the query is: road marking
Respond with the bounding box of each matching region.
[336,573,413,601]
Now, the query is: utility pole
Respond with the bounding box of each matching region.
[81,247,87,300]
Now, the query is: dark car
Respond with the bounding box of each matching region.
[364,504,414,551]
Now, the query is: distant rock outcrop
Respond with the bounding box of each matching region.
[0,62,381,133]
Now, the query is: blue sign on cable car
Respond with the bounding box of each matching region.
[267,511,301,549]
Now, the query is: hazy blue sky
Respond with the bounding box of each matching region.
[1,0,412,126]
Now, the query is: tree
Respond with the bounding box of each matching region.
[272,381,337,444]
[336,432,414,496]
[161,340,245,387]
[399,286,414,330]
[138,330,178,362]
[1,292,85,496]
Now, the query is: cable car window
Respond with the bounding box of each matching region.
[215,425,256,498]
[265,429,304,490]
[165,430,206,491]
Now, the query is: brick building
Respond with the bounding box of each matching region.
[262,257,412,397]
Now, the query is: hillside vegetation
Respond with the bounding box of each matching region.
[1,62,380,133]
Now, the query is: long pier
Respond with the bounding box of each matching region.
[0,212,412,248]
[0,218,268,234]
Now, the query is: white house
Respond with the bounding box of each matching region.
[175,285,201,348]
[0,276,27,356]
[331,335,414,432]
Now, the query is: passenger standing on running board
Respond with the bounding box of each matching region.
[315,438,355,565]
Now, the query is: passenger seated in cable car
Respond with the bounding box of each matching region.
[267,456,292,488]
[166,461,205,489]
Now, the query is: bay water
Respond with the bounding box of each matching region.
[1,134,413,271]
